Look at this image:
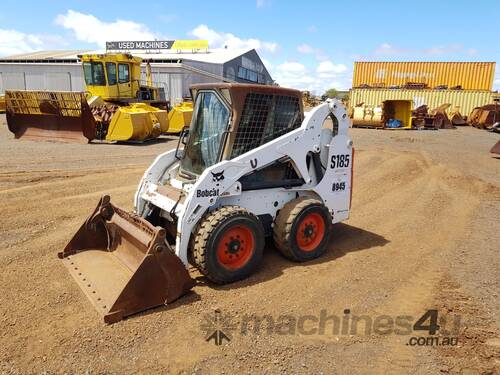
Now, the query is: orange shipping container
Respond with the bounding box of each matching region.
[353,62,495,91]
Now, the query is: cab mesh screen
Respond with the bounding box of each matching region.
[231,93,302,158]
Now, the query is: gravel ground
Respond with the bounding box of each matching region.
[0,115,499,374]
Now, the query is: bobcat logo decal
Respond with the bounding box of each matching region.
[211,170,225,182]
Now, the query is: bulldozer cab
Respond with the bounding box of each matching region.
[178,83,303,179]
[80,53,143,101]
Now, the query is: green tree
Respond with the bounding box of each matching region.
[324,88,339,99]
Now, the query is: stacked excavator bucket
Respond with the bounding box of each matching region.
[491,140,500,155]
[58,196,195,323]
[468,105,500,130]
[6,90,96,143]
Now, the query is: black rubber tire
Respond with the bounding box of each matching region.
[273,197,331,262]
[191,206,265,284]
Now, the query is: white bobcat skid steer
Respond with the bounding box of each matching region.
[59,83,353,323]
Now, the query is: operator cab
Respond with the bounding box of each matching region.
[177,83,305,186]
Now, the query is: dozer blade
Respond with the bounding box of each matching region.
[58,195,195,323]
[5,90,96,143]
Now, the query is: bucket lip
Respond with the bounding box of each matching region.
[61,251,125,319]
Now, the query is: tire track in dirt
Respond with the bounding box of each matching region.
[365,158,498,374]
[1,119,499,373]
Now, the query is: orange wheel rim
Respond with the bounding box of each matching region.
[296,212,325,252]
[216,225,255,270]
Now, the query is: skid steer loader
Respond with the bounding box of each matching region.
[59,83,354,323]
[5,53,192,143]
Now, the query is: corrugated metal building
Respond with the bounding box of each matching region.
[0,48,273,103]
[350,88,493,117]
[353,62,495,90]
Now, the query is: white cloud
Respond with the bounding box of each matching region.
[467,48,478,56]
[271,60,350,94]
[262,42,279,52]
[494,73,500,91]
[317,60,347,74]
[275,61,307,75]
[422,44,462,55]
[189,24,278,53]
[0,29,66,56]
[55,10,160,47]
[297,43,314,54]
[273,61,311,88]
[158,14,177,23]
[372,42,467,58]
[373,43,406,55]
[296,43,328,61]
[261,57,273,71]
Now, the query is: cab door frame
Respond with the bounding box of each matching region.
[117,62,132,98]
[105,61,118,99]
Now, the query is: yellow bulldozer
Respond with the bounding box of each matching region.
[5,53,193,143]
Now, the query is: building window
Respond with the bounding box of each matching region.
[106,62,117,85]
[237,66,259,83]
[118,63,130,83]
[247,70,258,82]
[237,66,247,80]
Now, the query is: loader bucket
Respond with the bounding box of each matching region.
[58,195,195,323]
[5,90,96,143]
[104,103,165,142]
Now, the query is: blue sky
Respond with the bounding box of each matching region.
[1,0,498,93]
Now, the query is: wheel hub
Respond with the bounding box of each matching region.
[217,226,254,270]
[303,224,315,238]
[296,212,326,252]
[227,238,242,254]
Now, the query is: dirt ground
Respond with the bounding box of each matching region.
[0,115,499,374]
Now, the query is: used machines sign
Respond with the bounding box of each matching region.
[106,40,209,51]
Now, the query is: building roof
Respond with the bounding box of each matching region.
[0,50,93,61]
[0,48,253,64]
[142,48,252,64]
